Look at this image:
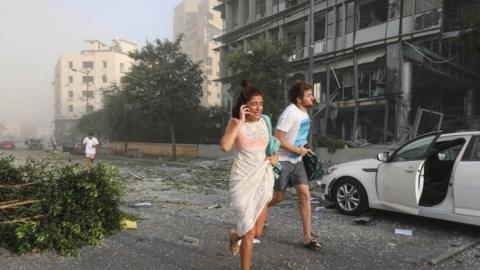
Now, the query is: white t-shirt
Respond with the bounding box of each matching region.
[82,137,99,155]
[276,103,310,163]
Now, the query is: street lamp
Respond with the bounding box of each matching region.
[70,68,92,114]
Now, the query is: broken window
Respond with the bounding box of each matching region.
[339,68,354,101]
[414,0,442,30]
[415,0,442,13]
[272,0,286,13]
[403,0,414,16]
[345,2,354,33]
[327,8,335,38]
[388,0,401,20]
[443,0,470,32]
[358,0,388,29]
[256,0,266,18]
[336,5,344,36]
[314,12,326,41]
[357,59,385,98]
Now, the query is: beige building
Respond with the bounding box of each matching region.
[53,39,136,145]
[173,0,222,107]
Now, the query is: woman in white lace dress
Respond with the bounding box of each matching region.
[220,81,278,270]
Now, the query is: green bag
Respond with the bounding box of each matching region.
[302,152,325,181]
[262,114,282,179]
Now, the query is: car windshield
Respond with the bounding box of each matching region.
[391,134,437,162]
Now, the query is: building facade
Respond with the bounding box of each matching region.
[53,39,136,145]
[174,0,223,107]
[215,0,479,144]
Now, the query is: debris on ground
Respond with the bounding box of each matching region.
[354,213,374,225]
[428,241,480,265]
[121,219,138,229]
[387,242,397,248]
[206,204,222,209]
[182,236,200,246]
[134,202,152,207]
[394,228,413,236]
[129,172,143,180]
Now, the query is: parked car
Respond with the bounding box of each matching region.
[0,141,16,150]
[73,143,84,155]
[25,138,43,150]
[318,131,480,226]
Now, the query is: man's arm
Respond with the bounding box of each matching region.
[275,129,310,157]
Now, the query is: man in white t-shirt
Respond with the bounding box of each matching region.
[82,132,99,167]
[268,81,322,251]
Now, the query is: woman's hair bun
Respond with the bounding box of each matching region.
[240,80,251,88]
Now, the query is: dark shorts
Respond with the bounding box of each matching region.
[273,161,308,192]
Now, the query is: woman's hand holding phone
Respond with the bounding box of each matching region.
[239,104,250,123]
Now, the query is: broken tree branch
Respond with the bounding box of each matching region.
[0,199,41,210]
[428,240,480,265]
[0,182,40,189]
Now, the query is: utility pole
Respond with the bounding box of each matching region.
[308,0,315,146]
[71,68,92,114]
[308,0,314,83]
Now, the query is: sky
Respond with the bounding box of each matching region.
[0,0,183,137]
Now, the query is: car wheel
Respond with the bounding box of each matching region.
[332,177,368,216]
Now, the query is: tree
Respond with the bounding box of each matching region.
[121,36,203,160]
[102,85,139,153]
[224,38,292,121]
[77,109,108,139]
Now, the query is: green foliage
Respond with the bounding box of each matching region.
[0,155,22,184]
[76,109,109,140]
[225,38,292,122]
[0,156,126,256]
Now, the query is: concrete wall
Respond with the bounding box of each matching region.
[110,142,198,157]
[109,142,394,164]
[198,144,235,159]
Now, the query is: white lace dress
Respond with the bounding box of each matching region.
[229,118,274,237]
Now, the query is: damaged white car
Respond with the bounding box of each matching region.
[318,131,480,226]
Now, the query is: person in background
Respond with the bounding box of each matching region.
[82,132,99,167]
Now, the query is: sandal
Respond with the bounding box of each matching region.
[304,240,322,252]
[229,229,240,256]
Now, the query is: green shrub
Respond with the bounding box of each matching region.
[0,156,127,256]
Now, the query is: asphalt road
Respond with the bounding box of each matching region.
[1,150,480,270]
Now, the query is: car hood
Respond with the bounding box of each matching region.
[333,158,380,169]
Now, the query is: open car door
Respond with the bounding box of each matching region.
[376,132,441,215]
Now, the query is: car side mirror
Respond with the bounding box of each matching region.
[377,152,389,162]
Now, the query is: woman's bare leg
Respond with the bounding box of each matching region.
[240,228,256,270]
[254,205,268,239]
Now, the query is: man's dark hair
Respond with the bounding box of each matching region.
[289,80,313,104]
[88,132,94,136]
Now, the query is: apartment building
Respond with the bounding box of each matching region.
[174,0,223,107]
[215,0,479,144]
[53,39,136,145]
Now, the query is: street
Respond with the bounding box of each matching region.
[1,150,480,270]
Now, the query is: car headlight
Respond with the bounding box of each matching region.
[325,167,337,175]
